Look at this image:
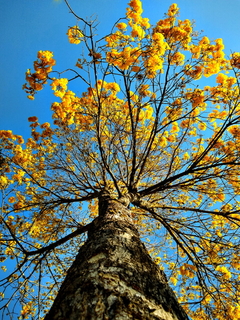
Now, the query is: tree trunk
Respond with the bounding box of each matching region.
[44,196,189,320]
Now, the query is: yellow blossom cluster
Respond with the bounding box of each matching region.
[106,0,170,77]
[50,78,155,142]
[105,2,196,77]
[0,129,16,140]
[28,213,61,242]
[67,26,83,44]
[185,88,206,109]
[51,78,68,98]
[4,240,16,257]
[199,236,226,265]
[228,125,240,138]
[190,37,227,77]
[0,119,56,199]
[155,4,192,50]
[105,31,130,48]
[167,3,179,16]
[0,130,27,188]
[51,90,91,127]
[126,0,150,38]
[227,305,240,319]
[138,84,151,97]
[116,22,128,30]
[0,176,8,189]
[23,50,56,99]
[198,122,207,131]
[170,52,185,65]
[215,265,232,280]
[106,46,141,70]
[165,99,182,121]
[231,254,240,270]
[179,263,197,278]
[8,196,16,204]
[20,301,36,319]
[230,52,240,69]
[142,32,169,78]
[216,73,236,88]
[185,65,203,80]
[204,61,221,77]
[27,117,54,143]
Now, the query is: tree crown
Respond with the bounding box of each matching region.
[1,0,240,319]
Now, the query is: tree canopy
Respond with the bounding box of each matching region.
[1,0,240,319]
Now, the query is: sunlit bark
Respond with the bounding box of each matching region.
[45,194,189,320]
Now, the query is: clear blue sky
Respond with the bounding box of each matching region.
[1,0,240,138]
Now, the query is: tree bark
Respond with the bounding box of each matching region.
[44,196,189,320]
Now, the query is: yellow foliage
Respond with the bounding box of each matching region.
[67,26,83,44]
[116,22,127,30]
[51,78,68,98]
[215,265,232,280]
[0,175,8,188]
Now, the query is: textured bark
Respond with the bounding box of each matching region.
[44,196,189,320]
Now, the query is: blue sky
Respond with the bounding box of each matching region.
[1,0,240,138]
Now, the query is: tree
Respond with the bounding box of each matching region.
[1,0,240,319]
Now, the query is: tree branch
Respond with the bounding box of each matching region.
[25,221,93,256]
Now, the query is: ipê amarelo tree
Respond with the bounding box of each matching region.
[1,0,240,319]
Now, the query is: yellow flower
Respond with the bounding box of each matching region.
[131,24,145,39]
[159,136,168,147]
[138,84,150,97]
[116,22,127,30]
[204,60,221,77]
[140,17,150,29]
[228,125,240,137]
[105,82,120,92]
[51,78,68,98]
[230,52,240,69]
[132,66,141,72]
[0,130,15,139]
[167,134,176,142]
[216,73,228,85]
[171,122,180,133]
[67,26,83,44]
[185,65,202,80]
[28,116,38,122]
[106,47,140,70]
[215,38,224,51]
[76,61,83,69]
[198,122,207,130]
[145,105,153,119]
[20,301,35,318]
[180,263,196,278]
[128,0,143,14]
[167,3,179,17]
[170,52,185,66]
[216,193,225,201]
[40,122,51,129]
[170,277,178,286]
[183,152,190,160]
[215,265,231,279]
[8,197,16,204]
[37,50,55,64]
[0,176,8,188]
[199,36,210,46]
